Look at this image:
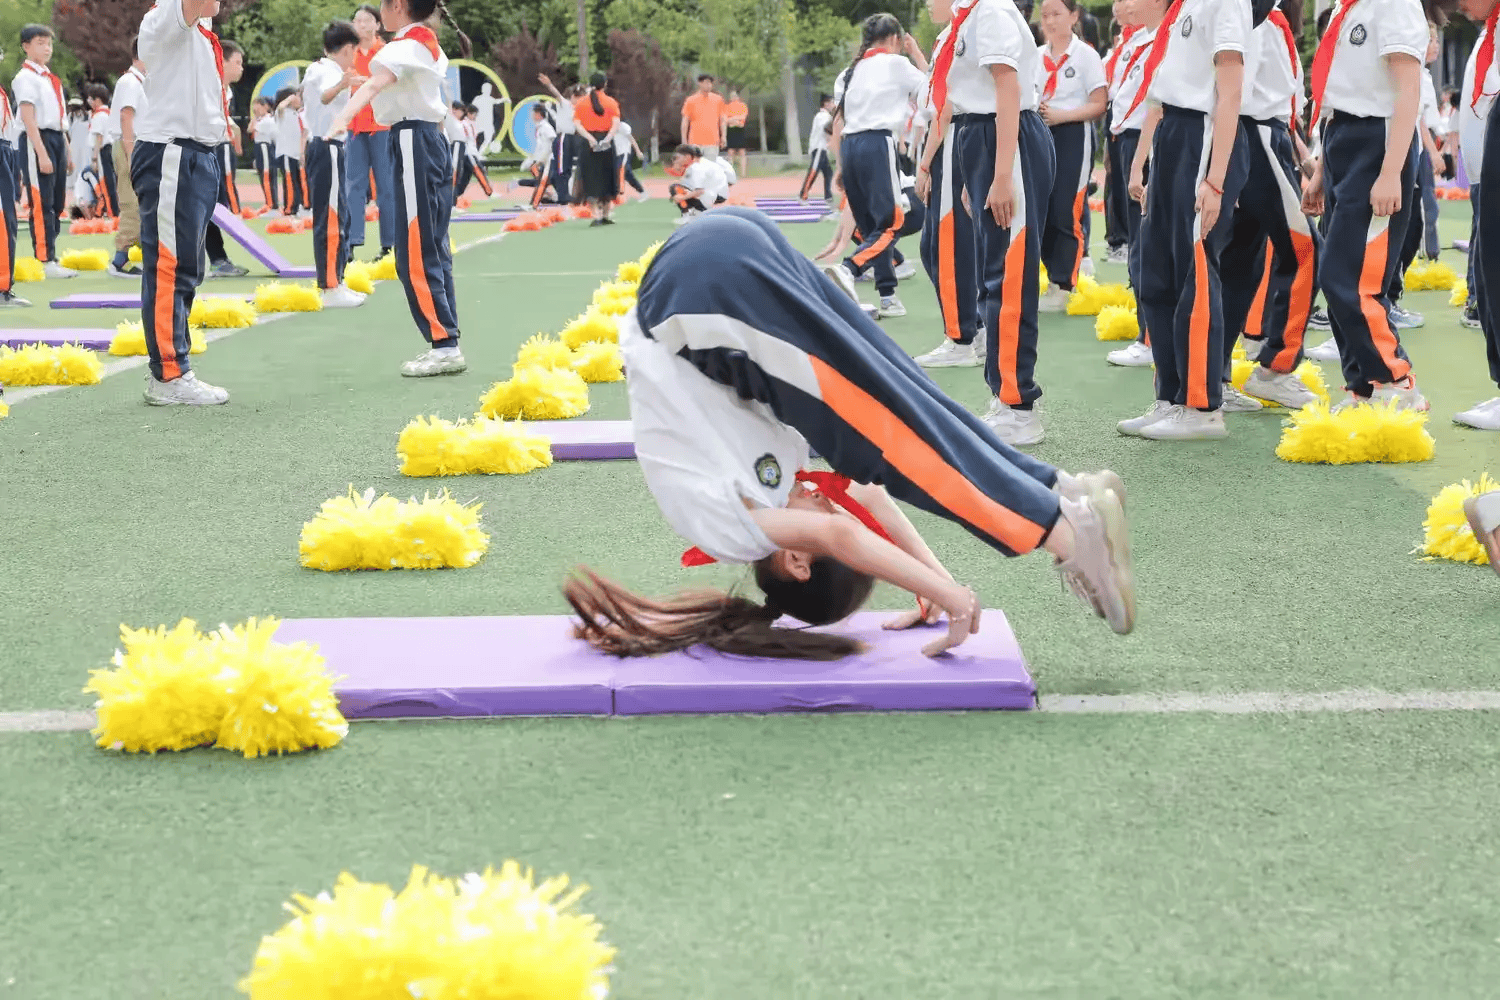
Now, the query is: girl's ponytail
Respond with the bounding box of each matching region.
[436,0,472,59]
[589,71,607,117]
[836,13,904,121]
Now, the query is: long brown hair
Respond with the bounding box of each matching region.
[564,557,875,660]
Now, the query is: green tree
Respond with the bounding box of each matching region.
[216,0,359,67]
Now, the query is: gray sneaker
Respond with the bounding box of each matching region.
[144,371,229,406]
[1054,483,1136,635]
[0,292,32,308]
[401,348,467,377]
[1389,305,1425,329]
[209,260,250,278]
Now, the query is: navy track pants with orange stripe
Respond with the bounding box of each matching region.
[255,142,278,209]
[307,137,350,291]
[840,130,905,297]
[132,139,219,382]
[1319,114,1417,396]
[635,208,1062,555]
[1138,107,1248,412]
[1220,119,1320,376]
[1042,121,1092,291]
[392,121,458,346]
[1118,128,1151,348]
[919,136,980,346]
[957,110,1053,408]
[1474,122,1500,389]
[278,154,307,215]
[98,142,119,217]
[20,128,65,262]
[0,140,17,296]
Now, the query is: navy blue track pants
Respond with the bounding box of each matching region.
[306,137,350,291]
[392,121,458,346]
[919,134,981,347]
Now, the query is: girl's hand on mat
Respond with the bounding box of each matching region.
[922,586,981,658]
[1195,182,1222,233]
[986,177,1014,228]
[1301,166,1324,216]
[1369,170,1403,218]
[882,600,944,632]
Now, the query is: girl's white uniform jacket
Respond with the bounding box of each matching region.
[945,0,1041,116]
[1143,0,1254,116]
[1311,0,1427,120]
[1034,35,1107,112]
[833,51,927,134]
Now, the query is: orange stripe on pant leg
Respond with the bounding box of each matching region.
[807,355,1049,555]
[1185,241,1212,410]
[1244,247,1272,339]
[852,204,904,268]
[997,227,1028,405]
[0,202,12,293]
[1069,189,1087,286]
[298,165,310,209]
[153,246,181,381]
[1271,229,1316,373]
[937,212,961,341]
[1358,228,1410,382]
[800,155,817,200]
[28,183,47,260]
[474,166,492,196]
[325,208,340,289]
[406,217,449,343]
[283,169,293,215]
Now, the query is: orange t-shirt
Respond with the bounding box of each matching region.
[725,100,748,127]
[574,92,620,135]
[351,41,387,134]
[681,91,725,145]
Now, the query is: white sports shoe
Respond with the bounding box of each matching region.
[1219,384,1264,412]
[1107,341,1153,367]
[1054,484,1136,635]
[1368,376,1429,412]
[674,208,701,226]
[894,259,918,280]
[143,371,229,406]
[877,295,907,318]
[1305,336,1341,362]
[401,347,467,377]
[0,292,32,308]
[820,262,859,304]
[1054,469,1127,511]
[1138,406,1228,440]
[43,261,78,279]
[1117,400,1177,436]
[1454,396,1500,430]
[982,400,1045,446]
[1242,366,1319,409]
[913,339,980,368]
[635,192,650,203]
[1389,305,1425,329]
[322,283,366,309]
[1240,337,1265,361]
[1104,245,1130,265]
[1038,284,1070,313]
[1079,257,1095,278]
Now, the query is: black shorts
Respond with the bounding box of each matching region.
[725,126,746,150]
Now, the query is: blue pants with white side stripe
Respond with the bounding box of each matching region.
[307,137,350,291]
[392,121,459,346]
[840,130,904,297]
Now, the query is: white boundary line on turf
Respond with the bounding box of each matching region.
[7,690,1500,733]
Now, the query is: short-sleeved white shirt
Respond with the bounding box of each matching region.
[88,108,110,146]
[1459,27,1497,180]
[251,113,277,145]
[135,5,228,146]
[13,61,65,130]
[808,108,834,152]
[300,58,348,140]
[1241,18,1301,122]
[946,0,1040,116]
[1419,71,1442,134]
[834,51,928,134]
[531,118,557,163]
[613,119,633,155]
[107,67,146,144]
[1110,27,1156,132]
[1035,35,1108,113]
[683,157,729,201]
[370,24,449,126]
[274,104,302,158]
[1315,0,1428,121]
[1146,0,1253,116]
[621,309,811,565]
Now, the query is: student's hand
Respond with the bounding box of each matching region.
[914,167,931,204]
[36,150,54,174]
[1195,181,1223,234]
[986,174,1014,228]
[1300,165,1325,216]
[537,73,552,87]
[961,184,972,217]
[1039,102,1060,127]
[1370,169,1403,217]
[882,600,944,631]
[921,585,982,658]
[325,124,348,142]
[1128,166,1146,206]
[902,32,925,62]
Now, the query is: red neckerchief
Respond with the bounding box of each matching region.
[1265,11,1301,118]
[1308,0,1357,124]
[681,471,896,567]
[1473,14,1498,111]
[1105,26,1140,82]
[1042,50,1071,101]
[1120,0,1187,126]
[930,0,980,119]
[24,61,64,122]
[398,22,443,61]
[194,21,231,140]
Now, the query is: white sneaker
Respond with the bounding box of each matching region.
[877,295,906,318]
[1104,245,1130,265]
[1106,341,1153,367]
[1368,376,1429,412]
[1389,305,1425,329]
[674,208,701,226]
[1454,396,1500,430]
[1117,400,1177,436]
[0,292,32,308]
[43,261,78,279]
[913,339,980,368]
[1240,337,1265,361]
[1220,384,1264,413]
[322,283,366,309]
[1243,366,1318,409]
[982,401,1045,446]
[143,371,229,406]
[820,262,859,304]
[1330,394,1367,414]
[1307,308,1332,331]
[401,347,467,377]
[1461,306,1484,330]
[1054,469,1126,511]
[1138,407,1228,440]
[1305,336,1341,362]
[1054,485,1136,635]
[1079,257,1095,278]
[893,259,918,280]
[635,192,650,203]
[1039,284,1070,313]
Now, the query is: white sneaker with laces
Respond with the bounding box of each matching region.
[1138,406,1227,440]
[143,371,229,406]
[1454,396,1500,430]
[1105,245,1130,265]
[913,339,980,368]
[1118,400,1177,436]
[1305,336,1341,362]
[982,401,1045,446]
[1039,284,1070,313]
[43,261,78,279]
[877,295,906,318]
[1054,469,1126,510]
[1054,485,1136,635]
[401,347,467,377]
[0,292,32,308]
[1330,393,1367,414]
[1369,376,1429,412]
[1220,384,1264,412]
[893,259,918,280]
[820,262,859,304]
[1242,366,1318,409]
[322,284,366,309]
[1107,341,1153,367]
[1389,305,1425,329]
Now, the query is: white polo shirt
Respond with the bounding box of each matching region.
[683,157,729,201]
[107,67,147,144]
[300,57,348,140]
[1035,36,1107,112]
[1110,26,1156,132]
[1459,29,1497,181]
[1314,0,1427,121]
[274,104,302,158]
[135,5,228,146]
[613,118,633,156]
[621,309,811,565]
[88,107,110,148]
[1145,0,1253,116]
[13,61,65,130]
[945,0,1040,116]
[1241,18,1301,122]
[251,113,277,145]
[1419,70,1442,136]
[370,23,449,126]
[808,107,834,152]
[530,118,556,164]
[833,51,927,134]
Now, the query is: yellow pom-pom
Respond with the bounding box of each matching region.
[1038,262,1049,290]
[1229,358,1329,407]
[369,253,398,281]
[1416,473,1499,565]
[638,240,663,268]
[59,248,110,271]
[109,320,206,356]
[299,487,490,571]
[516,333,574,371]
[398,415,554,476]
[478,367,590,421]
[1404,258,1458,291]
[254,282,323,313]
[189,296,257,328]
[0,400,8,419]
[1276,400,1436,464]
[15,257,45,282]
[560,310,620,349]
[239,862,616,1000]
[570,341,624,383]
[128,245,143,264]
[0,344,103,385]
[1451,280,1469,308]
[343,260,375,295]
[1094,304,1138,341]
[82,617,347,757]
[1066,276,1134,316]
[616,259,644,284]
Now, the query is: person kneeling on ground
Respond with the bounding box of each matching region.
[668,144,728,223]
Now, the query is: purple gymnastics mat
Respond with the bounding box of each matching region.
[532,419,635,460]
[50,292,254,310]
[211,204,315,278]
[274,611,1034,718]
[3,329,113,351]
[452,211,524,222]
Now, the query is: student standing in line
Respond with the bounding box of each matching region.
[85,84,117,217]
[1102,0,1141,265]
[801,94,837,202]
[681,74,726,161]
[724,88,750,178]
[536,74,581,204]
[205,39,249,278]
[328,0,466,378]
[132,0,234,406]
[614,117,647,201]
[1300,0,1433,412]
[522,102,559,208]
[1103,0,1157,368]
[1453,0,1500,431]
[274,86,309,216]
[461,104,492,197]
[345,4,395,262]
[1457,17,1490,332]
[106,37,147,278]
[14,24,76,278]
[303,20,366,309]
[251,97,279,210]
[1035,0,1108,311]
[1119,0,1254,441]
[0,69,27,308]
